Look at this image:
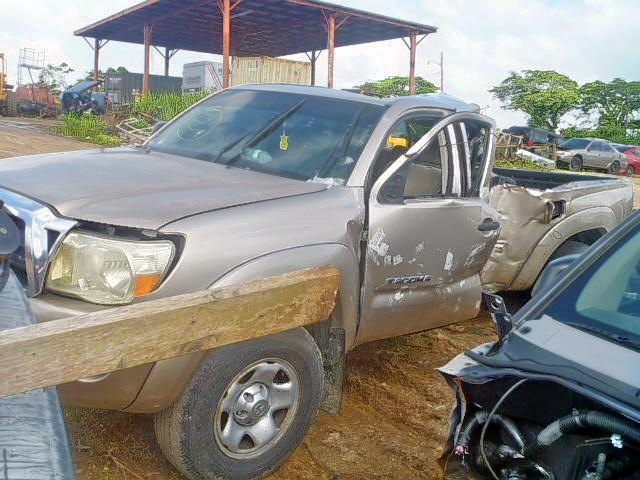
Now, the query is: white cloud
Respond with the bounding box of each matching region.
[1,0,638,128]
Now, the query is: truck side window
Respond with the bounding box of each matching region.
[459,121,491,197]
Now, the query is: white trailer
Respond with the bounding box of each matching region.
[182,61,223,94]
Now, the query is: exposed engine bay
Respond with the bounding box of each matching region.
[440,377,640,480]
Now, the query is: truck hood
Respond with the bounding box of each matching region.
[0,147,327,230]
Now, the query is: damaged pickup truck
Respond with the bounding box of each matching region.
[439,210,640,480]
[0,85,632,479]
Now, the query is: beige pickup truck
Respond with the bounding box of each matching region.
[483,167,633,293]
[0,85,633,480]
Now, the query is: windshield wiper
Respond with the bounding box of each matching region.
[563,322,640,350]
[223,98,309,168]
[210,131,252,164]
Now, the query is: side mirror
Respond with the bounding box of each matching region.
[152,121,168,135]
[531,254,581,297]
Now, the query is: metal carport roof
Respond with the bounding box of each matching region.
[74,0,437,93]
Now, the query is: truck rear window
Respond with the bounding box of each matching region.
[147,89,385,184]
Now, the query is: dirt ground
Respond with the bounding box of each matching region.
[1,119,638,480]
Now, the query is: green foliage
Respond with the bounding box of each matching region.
[490,70,580,130]
[562,125,640,146]
[580,78,640,128]
[354,76,438,97]
[38,63,75,92]
[495,157,548,171]
[130,91,208,121]
[56,114,121,146]
[81,66,129,83]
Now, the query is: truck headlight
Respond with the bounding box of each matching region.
[47,231,175,305]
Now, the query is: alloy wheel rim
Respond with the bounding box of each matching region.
[214,358,300,459]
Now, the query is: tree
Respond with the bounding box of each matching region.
[490,70,580,130]
[580,78,640,128]
[37,62,75,92]
[353,76,438,97]
[81,66,129,83]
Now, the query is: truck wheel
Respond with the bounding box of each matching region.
[627,165,635,177]
[154,328,324,480]
[570,156,582,171]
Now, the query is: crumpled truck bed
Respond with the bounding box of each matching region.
[482,169,633,292]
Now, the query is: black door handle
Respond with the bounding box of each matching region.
[478,221,500,232]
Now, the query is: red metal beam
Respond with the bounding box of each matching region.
[409,31,416,95]
[287,0,436,33]
[222,0,231,88]
[327,13,335,88]
[143,23,153,95]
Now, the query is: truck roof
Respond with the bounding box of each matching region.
[232,83,479,113]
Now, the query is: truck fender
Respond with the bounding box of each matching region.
[126,243,359,414]
[510,206,616,291]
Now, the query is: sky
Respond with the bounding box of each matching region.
[1,0,639,128]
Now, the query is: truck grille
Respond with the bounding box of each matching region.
[0,189,76,296]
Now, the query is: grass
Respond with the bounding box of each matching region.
[56,114,121,146]
[130,91,208,121]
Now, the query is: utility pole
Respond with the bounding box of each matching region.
[428,51,444,93]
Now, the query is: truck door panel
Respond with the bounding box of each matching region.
[357,112,500,345]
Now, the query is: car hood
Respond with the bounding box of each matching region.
[0,147,327,230]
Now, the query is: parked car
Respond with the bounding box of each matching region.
[556,137,628,173]
[61,79,108,114]
[439,210,640,480]
[502,126,563,148]
[0,85,632,479]
[613,144,640,176]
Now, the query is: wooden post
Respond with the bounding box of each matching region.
[0,267,340,398]
[143,24,153,95]
[222,0,231,88]
[93,38,101,81]
[164,47,170,76]
[327,14,336,88]
[409,31,417,95]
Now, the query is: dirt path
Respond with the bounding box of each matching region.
[0,118,93,158]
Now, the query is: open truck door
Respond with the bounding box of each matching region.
[357,112,501,344]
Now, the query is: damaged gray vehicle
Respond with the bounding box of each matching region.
[439,210,640,480]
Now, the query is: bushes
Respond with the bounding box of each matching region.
[562,125,640,145]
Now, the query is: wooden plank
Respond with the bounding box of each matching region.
[0,266,340,398]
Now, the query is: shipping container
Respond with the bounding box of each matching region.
[231,57,311,86]
[182,61,223,93]
[15,85,55,105]
[104,72,182,105]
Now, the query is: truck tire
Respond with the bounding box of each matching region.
[7,92,17,117]
[154,328,324,480]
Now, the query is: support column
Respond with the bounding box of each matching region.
[327,14,335,88]
[93,38,101,81]
[222,0,231,88]
[305,51,319,86]
[409,31,417,95]
[164,47,170,76]
[143,24,153,95]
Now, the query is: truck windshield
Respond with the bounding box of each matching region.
[146,89,385,184]
[541,223,640,351]
[558,138,590,150]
